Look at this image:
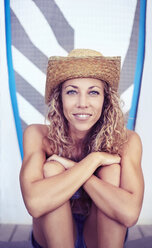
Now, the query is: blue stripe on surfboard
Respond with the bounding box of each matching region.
[5,0,23,159]
[127,0,147,130]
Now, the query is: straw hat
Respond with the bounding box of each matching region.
[45,49,121,104]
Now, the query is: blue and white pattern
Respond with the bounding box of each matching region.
[10,0,140,131]
[1,0,151,225]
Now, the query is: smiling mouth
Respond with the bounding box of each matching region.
[73,113,92,120]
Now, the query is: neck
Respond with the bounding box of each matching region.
[70,129,88,143]
[70,136,85,161]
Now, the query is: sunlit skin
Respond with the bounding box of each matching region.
[62,78,104,141]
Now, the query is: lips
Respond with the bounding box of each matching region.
[73,113,92,120]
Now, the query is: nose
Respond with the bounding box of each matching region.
[77,94,88,108]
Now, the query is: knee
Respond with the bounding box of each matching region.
[97,164,121,187]
[43,160,65,178]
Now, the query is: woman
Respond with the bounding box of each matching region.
[20,49,144,248]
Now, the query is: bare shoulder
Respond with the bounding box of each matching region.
[126,129,142,148]
[21,125,51,183]
[121,129,142,160]
[23,124,50,156]
[126,129,141,143]
[24,124,48,138]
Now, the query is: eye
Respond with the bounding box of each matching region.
[89,90,100,95]
[66,90,77,95]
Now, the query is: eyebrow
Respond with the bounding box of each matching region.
[64,85,102,90]
[64,85,78,89]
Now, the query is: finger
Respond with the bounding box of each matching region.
[46,155,56,162]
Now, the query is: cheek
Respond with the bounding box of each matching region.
[62,99,72,119]
[62,95,76,112]
[95,98,104,113]
[62,102,68,117]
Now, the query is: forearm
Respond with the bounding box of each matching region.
[83,175,141,227]
[22,153,101,218]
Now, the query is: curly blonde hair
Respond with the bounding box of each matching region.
[47,81,127,158]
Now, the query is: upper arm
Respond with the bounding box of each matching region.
[120,131,144,205]
[20,125,46,189]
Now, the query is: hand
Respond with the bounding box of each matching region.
[94,152,121,167]
[46,154,76,169]
[100,152,121,166]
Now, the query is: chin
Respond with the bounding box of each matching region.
[73,124,93,133]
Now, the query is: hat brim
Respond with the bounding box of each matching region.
[45,56,121,104]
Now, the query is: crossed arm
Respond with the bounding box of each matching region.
[20,125,144,227]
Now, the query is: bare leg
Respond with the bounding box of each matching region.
[33,202,74,248]
[33,162,75,248]
[97,164,127,248]
[84,164,127,248]
[97,210,127,248]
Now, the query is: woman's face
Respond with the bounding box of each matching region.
[62,78,104,140]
